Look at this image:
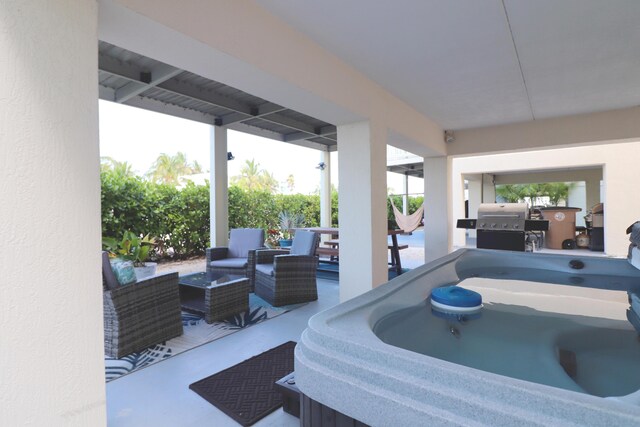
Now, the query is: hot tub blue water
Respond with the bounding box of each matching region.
[295,249,640,426]
[375,291,640,398]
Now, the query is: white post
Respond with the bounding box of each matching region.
[1,1,106,425]
[568,182,587,227]
[603,164,636,256]
[424,157,451,262]
[338,120,388,301]
[482,173,496,202]
[320,150,332,228]
[585,176,601,211]
[210,126,229,247]
[402,173,409,215]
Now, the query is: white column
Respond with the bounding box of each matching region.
[602,161,640,257]
[585,177,601,210]
[568,182,587,227]
[320,150,332,228]
[0,1,105,425]
[424,157,451,263]
[210,126,229,247]
[402,173,409,215]
[338,120,388,301]
[482,173,496,202]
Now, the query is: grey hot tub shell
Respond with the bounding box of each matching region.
[295,249,640,426]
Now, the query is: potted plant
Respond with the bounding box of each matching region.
[265,228,282,249]
[278,211,305,247]
[103,231,158,280]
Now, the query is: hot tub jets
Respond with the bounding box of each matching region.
[430,285,483,321]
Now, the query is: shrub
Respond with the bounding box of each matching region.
[102,171,336,259]
[164,182,210,257]
[101,170,150,238]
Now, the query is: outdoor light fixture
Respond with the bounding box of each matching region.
[444,130,455,144]
[227,152,235,161]
[316,162,326,170]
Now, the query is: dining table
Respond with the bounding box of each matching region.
[298,227,405,274]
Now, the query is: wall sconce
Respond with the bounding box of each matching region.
[227,152,235,161]
[316,162,326,170]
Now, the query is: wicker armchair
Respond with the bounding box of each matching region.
[102,252,183,358]
[254,230,320,307]
[206,228,265,290]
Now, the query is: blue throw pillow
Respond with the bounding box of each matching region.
[109,259,137,286]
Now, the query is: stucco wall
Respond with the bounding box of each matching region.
[450,106,640,156]
[0,1,106,425]
[451,140,640,257]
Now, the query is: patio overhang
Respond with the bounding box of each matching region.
[98,41,337,153]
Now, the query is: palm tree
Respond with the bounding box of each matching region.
[231,159,261,190]
[495,184,527,203]
[146,152,202,186]
[230,159,279,192]
[286,174,295,193]
[100,156,135,177]
[191,160,204,174]
[260,170,278,193]
[496,183,570,206]
[542,182,570,206]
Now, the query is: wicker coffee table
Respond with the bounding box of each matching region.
[178,272,250,323]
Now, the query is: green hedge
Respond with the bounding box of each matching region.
[102,170,420,257]
[101,171,210,258]
[101,171,338,258]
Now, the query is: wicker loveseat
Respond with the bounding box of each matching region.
[254,230,320,307]
[102,252,183,358]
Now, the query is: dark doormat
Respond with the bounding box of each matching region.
[189,341,296,426]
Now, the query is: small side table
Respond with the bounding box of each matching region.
[179,272,250,323]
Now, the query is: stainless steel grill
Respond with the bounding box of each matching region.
[477,203,528,232]
[458,203,549,251]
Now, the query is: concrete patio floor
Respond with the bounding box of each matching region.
[106,277,340,427]
[111,234,424,427]
[108,234,613,426]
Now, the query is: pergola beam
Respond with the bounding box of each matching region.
[283,131,315,142]
[99,54,256,115]
[99,53,140,81]
[226,121,333,151]
[284,132,337,147]
[115,63,183,103]
[218,103,287,126]
[259,112,323,136]
[98,49,338,151]
[157,79,255,116]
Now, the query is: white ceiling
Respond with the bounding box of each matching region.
[256,0,640,130]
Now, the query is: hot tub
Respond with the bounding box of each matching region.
[295,249,640,426]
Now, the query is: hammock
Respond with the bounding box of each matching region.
[390,198,424,233]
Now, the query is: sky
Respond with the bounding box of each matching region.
[98,100,423,195]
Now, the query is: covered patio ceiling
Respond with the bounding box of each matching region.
[98,41,338,152]
[257,0,640,131]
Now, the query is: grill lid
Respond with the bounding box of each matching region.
[477,203,528,231]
